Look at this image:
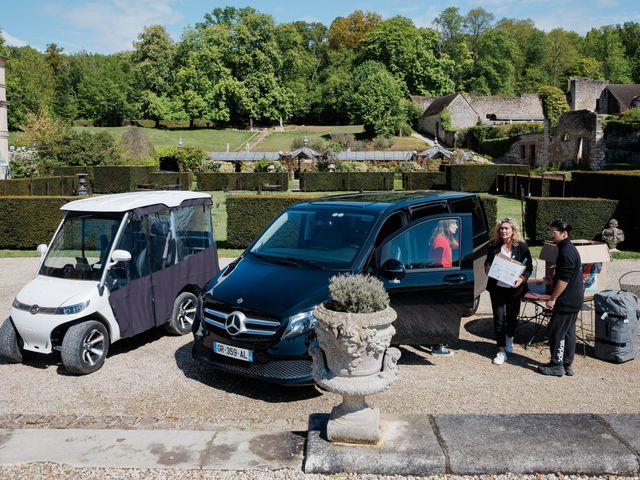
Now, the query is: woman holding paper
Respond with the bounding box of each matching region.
[485,217,533,365]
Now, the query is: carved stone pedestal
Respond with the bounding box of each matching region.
[310,304,401,445]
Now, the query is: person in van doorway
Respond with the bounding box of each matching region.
[485,217,533,365]
[538,219,583,377]
[429,219,459,268]
[428,219,460,357]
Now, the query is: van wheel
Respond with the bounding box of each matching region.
[61,321,109,375]
[165,292,198,335]
[0,318,23,363]
[463,296,481,317]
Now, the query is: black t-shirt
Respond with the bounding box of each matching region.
[553,238,583,312]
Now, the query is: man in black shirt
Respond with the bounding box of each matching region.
[538,219,583,377]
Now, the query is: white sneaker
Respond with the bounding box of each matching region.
[505,336,514,354]
[493,351,507,365]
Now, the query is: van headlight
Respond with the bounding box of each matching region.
[54,301,90,315]
[281,309,316,340]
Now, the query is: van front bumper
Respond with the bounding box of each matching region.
[192,336,313,386]
[10,308,72,354]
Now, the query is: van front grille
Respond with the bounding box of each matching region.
[202,300,281,342]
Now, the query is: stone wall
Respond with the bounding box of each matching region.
[501,133,545,166]
[0,56,8,179]
[448,95,479,131]
[569,77,608,112]
[545,110,605,169]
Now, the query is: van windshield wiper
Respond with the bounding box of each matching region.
[283,257,326,270]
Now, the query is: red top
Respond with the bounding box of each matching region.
[429,234,452,267]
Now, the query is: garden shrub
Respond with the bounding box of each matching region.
[327,274,389,313]
[253,159,286,173]
[524,197,619,243]
[197,173,288,191]
[149,172,192,190]
[570,171,640,201]
[92,166,156,193]
[402,172,447,190]
[0,196,75,248]
[156,146,208,174]
[538,85,570,127]
[121,126,156,164]
[478,194,498,227]
[446,164,530,192]
[206,161,235,173]
[336,161,368,173]
[299,172,394,191]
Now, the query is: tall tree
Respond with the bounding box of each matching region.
[465,7,495,55]
[545,29,579,88]
[468,29,517,95]
[616,22,640,82]
[45,43,77,121]
[584,26,632,83]
[132,25,176,127]
[4,46,55,129]
[328,10,381,51]
[361,16,455,95]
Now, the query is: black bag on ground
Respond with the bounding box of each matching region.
[594,290,638,363]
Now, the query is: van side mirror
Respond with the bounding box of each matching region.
[107,249,131,270]
[37,244,48,257]
[380,258,406,282]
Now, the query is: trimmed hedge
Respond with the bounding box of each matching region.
[226,193,500,249]
[0,196,75,248]
[52,166,96,178]
[570,171,640,201]
[93,166,157,193]
[299,172,394,192]
[148,172,193,190]
[402,172,447,190]
[0,176,78,196]
[226,195,315,248]
[446,164,530,193]
[524,197,619,243]
[478,194,498,228]
[498,174,573,197]
[197,173,288,191]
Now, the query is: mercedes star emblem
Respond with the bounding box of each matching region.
[225,311,247,336]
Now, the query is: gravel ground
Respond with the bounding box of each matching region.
[1,257,639,479]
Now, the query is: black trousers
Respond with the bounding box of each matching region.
[489,289,521,348]
[548,310,578,365]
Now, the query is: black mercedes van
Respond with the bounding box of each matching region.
[192,191,490,384]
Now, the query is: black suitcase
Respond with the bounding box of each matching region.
[594,290,638,363]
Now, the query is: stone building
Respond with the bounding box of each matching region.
[0,55,8,178]
[568,77,640,114]
[414,92,544,146]
[502,110,606,169]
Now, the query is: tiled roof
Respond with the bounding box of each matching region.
[289,146,321,158]
[422,93,461,117]
[606,84,640,110]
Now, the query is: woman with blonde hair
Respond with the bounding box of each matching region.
[484,217,533,365]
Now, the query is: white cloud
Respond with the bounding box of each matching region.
[1,30,29,47]
[51,0,182,53]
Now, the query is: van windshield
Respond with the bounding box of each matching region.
[39,212,125,281]
[250,209,376,269]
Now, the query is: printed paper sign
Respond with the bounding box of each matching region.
[488,253,526,287]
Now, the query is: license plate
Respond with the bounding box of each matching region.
[213,341,253,362]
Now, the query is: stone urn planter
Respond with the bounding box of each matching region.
[309,274,401,445]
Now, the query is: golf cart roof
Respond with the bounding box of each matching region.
[61,191,212,213]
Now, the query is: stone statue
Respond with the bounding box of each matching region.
[602,219,624,251]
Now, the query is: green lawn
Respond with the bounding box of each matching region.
[254,125,363,152]
[10,128,256,152]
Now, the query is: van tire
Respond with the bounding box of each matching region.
[61,321,109,375]
[463,296,481,317]
[0,318,23,363]
[165,292,198,335]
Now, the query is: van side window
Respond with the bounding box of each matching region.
[449,197,487,244]
[410,203,448,222]
[174,205,214,260]
[374,213,405,247]
[379,218,461,270]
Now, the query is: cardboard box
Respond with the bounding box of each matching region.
[488,253,526,287]
[539,240,611,293]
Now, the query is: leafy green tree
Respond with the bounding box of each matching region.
[545,29,579,88]
[0,29,6,55]
[132,25,176,127]
[572,57,603,79]
[584,26,631,83]
[538,85,569,127]
[45,43,78,121]
[4,46,55,130]
[468,29,517,95]
[433,7,465,53]
[76,53,138,125]
[465,7,495,55]
[328,10,381,51]
[349,61,409,137]
[616,22,640,82]
[361,16,455,95]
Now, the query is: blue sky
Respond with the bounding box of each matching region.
[1,0,638,54]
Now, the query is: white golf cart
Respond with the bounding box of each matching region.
[0,191,219,375]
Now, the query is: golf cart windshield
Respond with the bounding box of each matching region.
[250,208,376,269]
[39,211,125,281]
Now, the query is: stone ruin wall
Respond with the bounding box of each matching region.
[569,78,608,112]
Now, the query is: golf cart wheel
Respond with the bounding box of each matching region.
[0,318,23,363]
[165,292,198,335]
[61,320,109,375]
[463,296,481,317]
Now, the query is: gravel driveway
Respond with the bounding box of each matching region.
[1,257,639,433]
